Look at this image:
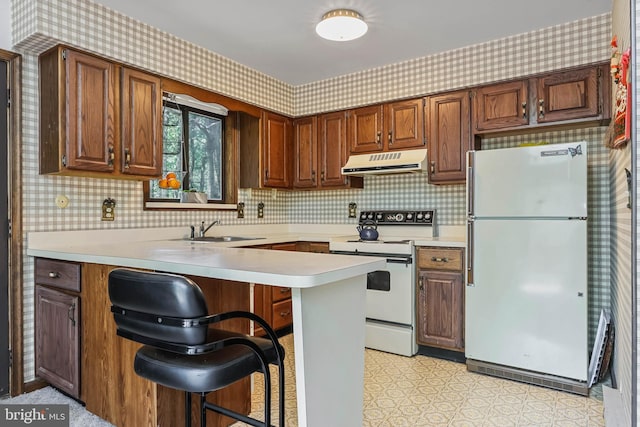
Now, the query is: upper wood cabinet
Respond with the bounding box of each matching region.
[473,80,529,132]
[293,113,363,190]
[535,65,609,123]
[426,90,471,184]
[347,98,425,154]
[120,67,163,176]
[39,46,163,179]
[293,116,318,188]
[348,105,384,153]
[262,111,292,188]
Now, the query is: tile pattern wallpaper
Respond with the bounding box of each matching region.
[11,0,612,384]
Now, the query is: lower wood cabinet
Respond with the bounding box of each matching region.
[35,258,81,398]
[416,247,465,352]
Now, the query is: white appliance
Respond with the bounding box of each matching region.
[341,149,428,176]
[465,142,588,391]
[330,210,437,356]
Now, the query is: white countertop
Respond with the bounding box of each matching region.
[26,224,466,287]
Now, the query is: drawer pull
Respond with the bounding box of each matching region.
[48,272,61,278]
[280,289,289,294]
[68,303,76,327]
[431,257,449,263]
[279,311,291,317]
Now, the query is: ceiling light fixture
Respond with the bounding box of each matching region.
[315,9,368,42]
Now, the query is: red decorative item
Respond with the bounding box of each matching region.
[609,35,631,149]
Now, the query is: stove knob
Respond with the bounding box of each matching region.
[367,213,374,220]
[406,213,414,220]
[425,212,431,220]
[360,213,367,220]
[376,213,383,221]
[395,213,404,222]
[417,212,424,221]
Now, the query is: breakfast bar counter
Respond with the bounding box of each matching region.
[28,229,386,427]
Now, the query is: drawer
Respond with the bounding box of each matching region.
[271,286,291,302]
[417,247,464,271]
[35,258,81,292]
[271,299,292,331]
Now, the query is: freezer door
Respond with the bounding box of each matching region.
[470,142,587,218]
[465,219,588,381]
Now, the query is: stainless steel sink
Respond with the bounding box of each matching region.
[188,236,264,243]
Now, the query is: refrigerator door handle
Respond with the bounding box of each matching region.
[467,151,475,216]
[467,219,474,286]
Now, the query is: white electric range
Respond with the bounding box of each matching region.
[329,209,437,356]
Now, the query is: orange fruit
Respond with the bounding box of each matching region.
[158,178,168,189]
[168,178,181,189]
[166,172,177,180]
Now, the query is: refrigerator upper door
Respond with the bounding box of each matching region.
[470,142,587,218]
[465,218,588,381]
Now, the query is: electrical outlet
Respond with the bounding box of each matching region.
[348,202,357,218]
[102,198,116,221]
[237,202,245,218]
[257,202,264,219]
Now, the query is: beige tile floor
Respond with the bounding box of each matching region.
[233,333,605,426]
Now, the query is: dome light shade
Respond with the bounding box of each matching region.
[315,9,368,41]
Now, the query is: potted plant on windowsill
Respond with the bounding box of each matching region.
[180,190,208,204]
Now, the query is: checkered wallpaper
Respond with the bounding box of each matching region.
[11,0,612,383]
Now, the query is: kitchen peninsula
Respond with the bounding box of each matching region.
[27,227,386,427]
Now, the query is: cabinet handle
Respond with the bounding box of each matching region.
[418,277,424,291]
[124,149,131,168]
[48,271,60,279]
[388,131,392,145]
[538,99,545,119]
[280,288,289,294]
[108,146,114,166]
[279,311,291,317]
[522,102,527,119]
[431,257,449,263]
[321,171,325,181]
[265,169,269,180]
[68,303,76,327]
[430,161,435,175]
[376,131,381,146]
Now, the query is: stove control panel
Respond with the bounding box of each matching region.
[359,210,436,225]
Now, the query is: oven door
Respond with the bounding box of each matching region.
[330,251,414,325]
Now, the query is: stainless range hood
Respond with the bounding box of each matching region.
[341,149,428,176]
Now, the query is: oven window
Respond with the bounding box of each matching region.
[367,271,390,291]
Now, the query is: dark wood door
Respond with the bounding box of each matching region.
[64,48,116,172]
[385,98,425,150]
[348,105,383,153]
[473,80,528,132]
[293,116,317,188]
[318,111,349,187]
[535,66,601,123]
[35,285,80,398]
[416,270,464,351]
[0,59,8,396]
[121,67,162,176]
[427,90,470,184]
[262,111,291,188]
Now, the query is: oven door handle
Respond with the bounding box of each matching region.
[385,257,412,265]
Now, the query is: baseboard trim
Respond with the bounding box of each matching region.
[603,385,629,426]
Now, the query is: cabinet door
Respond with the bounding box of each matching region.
[347,105,384,153]
[386,98,425,150]
[536,66,601,123]
[121,67,163,176]
[318,111,349,187]
[416,270,464,351]
[293,116,317,188]
[473,80,528,132]
[35,285,80,398]
[426,91,470,184]
[262,111,292,188]
[65,49,116,172]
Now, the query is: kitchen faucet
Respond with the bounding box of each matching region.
[199,220,220,237]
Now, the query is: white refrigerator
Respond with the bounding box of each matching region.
[465,142,588,382]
